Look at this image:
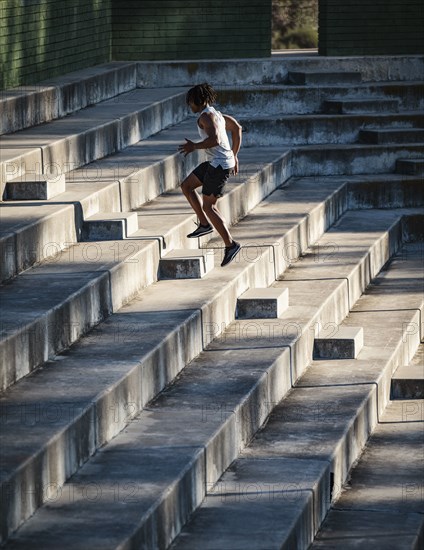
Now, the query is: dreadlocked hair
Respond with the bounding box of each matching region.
[186,83,217,106]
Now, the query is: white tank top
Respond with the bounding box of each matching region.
[198,105,235,170]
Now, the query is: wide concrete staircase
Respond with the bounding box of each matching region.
[0,56,423,549]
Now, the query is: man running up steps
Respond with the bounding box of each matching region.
[179,83,242,267]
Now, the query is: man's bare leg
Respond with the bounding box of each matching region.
[202,193,232,247]
[181,173,209,226]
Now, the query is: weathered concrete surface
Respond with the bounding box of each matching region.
[0,238,159,390]
[241,112,424,146]
[314,326,364,359]
[310,399,424,549]
[0,146,291,390]
[0,62,137,135]
[0,202,78,283]
[281,207,407,306]
[2,211,420,547]
[346,174,424,209]
[392,344,424,399]
[323,97,400,114]
[288,71,362,86]
[0,203,411,542]
[159,249,215,279]
[360,127,424,144]
[236,287,289,319]
[0,148,43,199]
[171,457,330,550]
[6,172,66,200]
[3,154,421,286]
[296,243,423,416]
[82,212,139,240]
[0,88,189,189]
[0,119,202,280]
[396,157,424,175]
[216,83,424,116]
[311,509,423,549]
[1,59,423,547]
[291,143,424,176]
[137,56,424,87]
[170,252,423,550]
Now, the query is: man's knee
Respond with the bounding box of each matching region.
[181,176,200,196]
[181,179,192,197]
[202,200,214,214]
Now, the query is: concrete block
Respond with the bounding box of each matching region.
[396,157,424,175]
[360,128,424,144]
[82,212,139,240]
[402,214,424,242]
[6,173,66,200]
[159,249,214,279]
[313,326,364,359]
[0,148,43,200]
[288,71,362,86]
[391,345,424,399]
[391,371,424,400]
[236,287,289,319]
[322,98,399,114]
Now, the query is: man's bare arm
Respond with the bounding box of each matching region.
[178,112,218,156]
[223,114,242,174]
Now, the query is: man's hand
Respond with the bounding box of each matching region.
[178,138,196,157]
[232,156,239,175]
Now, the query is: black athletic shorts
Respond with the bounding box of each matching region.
[192,161,232,198]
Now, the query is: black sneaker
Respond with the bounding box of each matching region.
[187,223,213,238]
[221,241,241,267]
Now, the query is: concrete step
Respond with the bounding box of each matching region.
[0,62,137,135]
[396,157,424,175]
[137,57,424,87]
[216,82,424,116]
[2,213,419,549]
[322,97,400,114]
[345,174,424,210]
[292,143,424,176]
[82,212,139,241]
[240,112,424,146]
[5,172,66,200]
[0,117,204,282]
[0,87,189,199]
[0,148,290,391]
[360,128,424,144]
[4,147,424,281]
[310,400,424,549]
[0,176,348,541]
[288,71,362,86]
[0,194,410,541]
[168,245,423,550]
[0,238,159,391]
[391,345,424,400]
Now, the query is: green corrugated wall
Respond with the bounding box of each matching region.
[319,0,424,55]
[0,0,111,89]
[111,0,271,61]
